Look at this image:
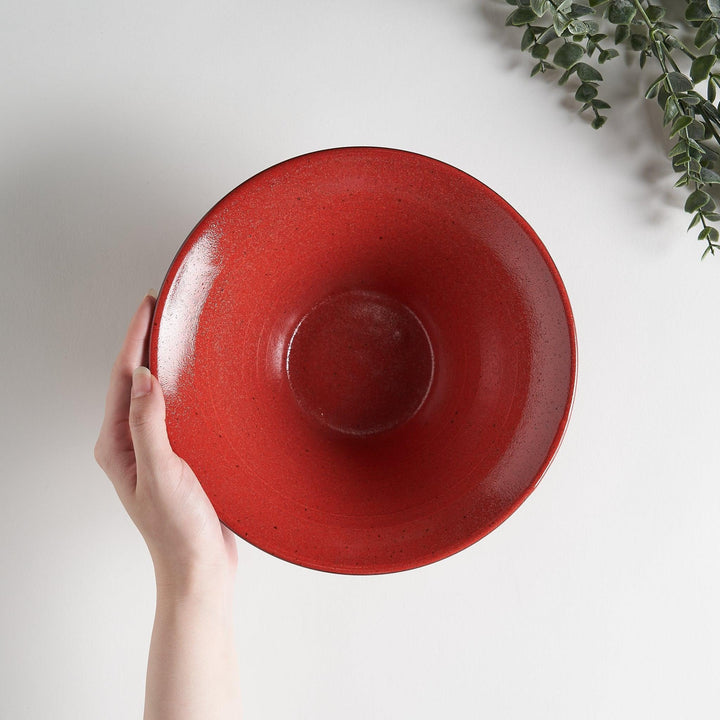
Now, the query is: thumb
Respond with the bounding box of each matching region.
[129,367,174,473]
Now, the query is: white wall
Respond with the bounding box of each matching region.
[2,1,719,717]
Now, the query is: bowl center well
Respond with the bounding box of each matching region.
[286,289,435,436]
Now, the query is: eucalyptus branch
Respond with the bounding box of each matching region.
[504,0,720,257]
[506,0,616,127]
[631,0,720,256]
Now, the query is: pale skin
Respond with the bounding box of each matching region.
[94,292,242,719]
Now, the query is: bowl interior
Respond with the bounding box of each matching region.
[150,147,576,574]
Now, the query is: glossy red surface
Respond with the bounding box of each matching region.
[149,147,577,575]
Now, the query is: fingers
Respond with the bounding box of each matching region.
[95,292,157,475]
[128,367,174,477]
[104,292,157,428]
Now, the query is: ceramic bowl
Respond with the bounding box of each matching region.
[150,147,576,574]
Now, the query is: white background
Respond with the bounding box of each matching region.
[2,1,719,718]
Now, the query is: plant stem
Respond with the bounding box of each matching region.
[632,0,698,62]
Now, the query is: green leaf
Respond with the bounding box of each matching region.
[575,62,603,81]
[608,0,636,24]
[645,75,665,99]
[670,115,693,136]
[592,98,611,109]
[667,72,693,93]
[685,188,712,212]
[591,115,607,129]
[682,94,702,106]
[553,42,584,68]
[538,26,558,44]
[709,77,717,102]
[695,19,716,49]
[507,7,538,25]
[568,20,590,35]
[687,120,707,140]
[598,48,619,63]
[688,146,703,161]
[698,142,720,162]
[669,140,688,158]
[572,4,594,16]
[701,100,720,123]
[646,4,666,22]
[699,226,713,240]
[531,43,549,58]
[614,23,630,44]
[558,67,575,85]
[630,33,647,51]
[530,0,548,15]
[575,83,599,102]
[688,212,702,230]
[521,27,536,51]
[691,55,716,83]
[553,13,571,35]
[710,0,720,16]
[531,61,544,76]
[664,96,680,125]
[686,1,711,22]
[701,166,720,183]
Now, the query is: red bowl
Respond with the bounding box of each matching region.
[150,147,576,575]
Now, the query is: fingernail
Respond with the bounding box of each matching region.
[131,367,152,398]
[147,288,157,299]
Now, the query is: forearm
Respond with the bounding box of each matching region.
[144,572,242,720]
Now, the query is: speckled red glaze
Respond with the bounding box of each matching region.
[149,147,577,575]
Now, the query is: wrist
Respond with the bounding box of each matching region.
[154,561,236,607]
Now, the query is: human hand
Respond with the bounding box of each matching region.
[94,292,238,592]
